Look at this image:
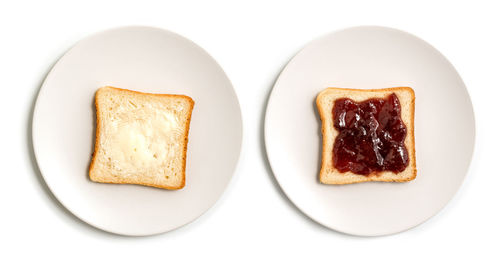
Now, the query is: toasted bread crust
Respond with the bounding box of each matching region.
[316,87,416,184]
[88,86,194,190]
[88,88,103,184]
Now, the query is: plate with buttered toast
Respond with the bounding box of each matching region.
[265,26,475,236]
[32,26,242,236]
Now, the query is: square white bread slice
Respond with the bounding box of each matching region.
[89,86,194,190]
[316,87,416,184]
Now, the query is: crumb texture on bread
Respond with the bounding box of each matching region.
[316,87,416,184]
[89,86,194,190]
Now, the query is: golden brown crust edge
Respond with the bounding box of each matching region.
[409,87,417,181]
[317,87,417,184]
[88,86,195,190]
[179,95,195,190]
[100,86,194,99]
[88,89,102,183]
[316,91,328,183]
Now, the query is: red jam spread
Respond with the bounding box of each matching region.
[333,93,409,175]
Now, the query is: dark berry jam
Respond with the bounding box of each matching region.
[333,93,409,175]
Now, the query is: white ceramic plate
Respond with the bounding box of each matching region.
[265,26,475,236]
[32,26,242,236]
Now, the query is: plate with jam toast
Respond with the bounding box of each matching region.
[265,26,475,236]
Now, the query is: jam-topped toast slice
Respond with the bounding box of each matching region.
[316,87,416,184]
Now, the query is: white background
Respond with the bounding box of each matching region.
[1,0,499,267]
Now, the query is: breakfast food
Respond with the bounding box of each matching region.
[316,87,416,184]
[89,86,194,190]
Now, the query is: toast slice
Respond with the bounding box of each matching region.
[316,87,416,184]
[89,86,194,190]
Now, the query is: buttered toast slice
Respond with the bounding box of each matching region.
[316,87,416,184]
[89,86,194,190]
